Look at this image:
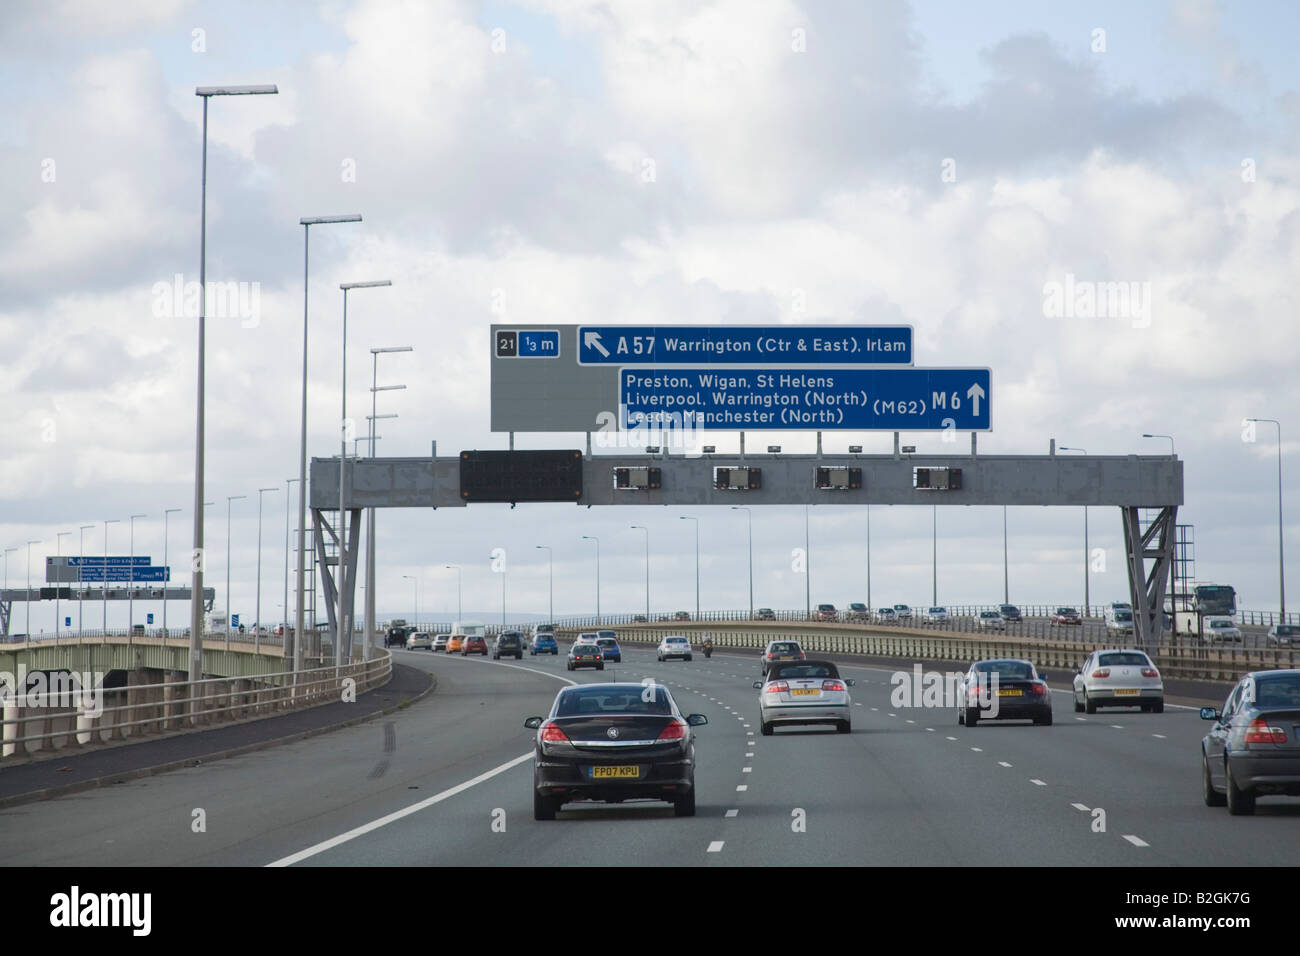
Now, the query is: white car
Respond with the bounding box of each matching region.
[1072,648,1164,713]
[657,635,693,661]
[1105,608,1136,636]
[874,608,897,624]
[405,631,433,650]
[754,659,855,735]
[431,633,451,652]
[975,610,1005,630]
[893,604,913,621]
[926,606,949,624]
[1203,617,1243,644]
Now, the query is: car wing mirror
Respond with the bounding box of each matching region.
[1039,672,1048,682]
[524,716,543,729]
[752,680,764,689]
[686,714,708,726]
[1199,707,1219,721]
[846,678,856,687]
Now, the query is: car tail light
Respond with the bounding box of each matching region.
[1141,667,1158,678]
[767,652,774,659]
[1029,683,1047,695]
[822,680,846,692]
[1244,718,1287,744]
[767,681,789,693]
[797,651,806,660]
[540,722,569,743]
[1091,669,1110,679]
[657,720,687,741]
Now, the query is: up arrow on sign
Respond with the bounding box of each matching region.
[583,331,610,358]
[966,382,985,417]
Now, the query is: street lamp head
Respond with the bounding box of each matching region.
[340,280,393,290]
[259,487,279,494]
[300,214,362,225]
[196,84,278,96]
[371,346,414,354]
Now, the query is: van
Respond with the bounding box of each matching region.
[451,620,487,639]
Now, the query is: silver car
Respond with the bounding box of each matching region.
[1073,648,1164,713]
[431,633,450,652]
[1203,617,1243,644]
[1201,669,1300,815]
[657,635,693,661]
[405,631,433,650]
[1267,625,1298,647]
[754,660,855,735]
[976,610,1005,630]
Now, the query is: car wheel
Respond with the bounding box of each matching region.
[1152,700,1164,714]
[1202,753,1226,807]
[673,786,696,817]
[566,662,573,671]
[760,721,774,736]
[533,790,558,821]
[1084,694,1097,715]
[1140,703,1151,713]
[1073,693,1084,713]
[1035,711,1053,726]
[1226,759,1256,815]
[836,720,851,734]
[958,708,964,725]
[597,663,605,670]
[965,706,979,727]
[686,655,692,661]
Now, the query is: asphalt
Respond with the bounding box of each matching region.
[0,663,433,809]
[2,644,1295,866]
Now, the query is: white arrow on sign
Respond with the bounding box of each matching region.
[966,383,985,417]
[583,331,610,358]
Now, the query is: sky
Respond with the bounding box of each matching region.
[1,0,1297,631]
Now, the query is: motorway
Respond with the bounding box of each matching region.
[1,641,1296,866]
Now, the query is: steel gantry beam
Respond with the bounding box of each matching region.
[310,506,362,664]
[1122,506,1177,651]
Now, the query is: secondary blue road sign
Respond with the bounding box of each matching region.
[232,614,239,627]
[578,326,912,366]
[619,367,990,431]
[65,617,71,627]
[147,613,154,624]
[69,566,171,583]
[517,330,560,357]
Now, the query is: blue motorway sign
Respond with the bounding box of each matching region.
[619,367,990,431]
[518,330,559,357]
[578,326,912,366]
[70,566,171,583]
[66,556,150,566]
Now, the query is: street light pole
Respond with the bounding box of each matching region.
[866,505,872,612]
[630,526,649,619]
[582,536,600,622]
[102,520,118,632]
[1060,447,1089,615]
[56,531,71,639]
[25,540,39,637]
[255,487,277,652]
[366,345,412,662]
[226,495,246,646]
[162,509,181,635]
[1247,419,1285,620]
[402,574,419,625]
[128,513,146,632]
[76,527,92,637]
[932,504,937,607]
[804,505,811,620]
[284,477,300,643]
[296,214,362,684]
[192,83,278,685]
[1002,506,1009,605]
[679,516,699,619]
[535,546,553,623]
[731,507,752,618]
[337,282,391,667]
[3,548,16,638]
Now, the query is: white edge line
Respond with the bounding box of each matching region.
[1123,834,1149,847]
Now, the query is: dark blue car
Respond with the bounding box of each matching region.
[596,637,621,663]
[530,634,558,655]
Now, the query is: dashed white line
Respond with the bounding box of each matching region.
[1152,733,1166,739]
[871,707,879,712]
[1071,803,1091,812]
[925,727,935,732]
[946,736,957,741]
[745,752,753,757]
[724,809,739,818]
[1030,779,1047,786]
[1110,725,1124,730]
[736,785,748,792]
[707,841,725,853]
[905,719,915,724]
[1123,835,1149,847]
[997,761,1011,767]
[970,747,983,752]
[1075,717,1087,721]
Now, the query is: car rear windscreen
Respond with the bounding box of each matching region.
[975,660,1034,680]
[1254,676,1300,706]
[557,688,672,716]
[770,642,800,652]
[1098,652,1149,666]
[771,663,838,680]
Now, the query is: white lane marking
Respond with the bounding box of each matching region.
[707,841,725,853]
[745,752,754,757]
[1123,835,1149,847]
[742,766,752,773]
[905,719,915,724]
[888,713,897,718]
[970,747,983,752]
[1071,803,1090,812]
[1075,717,1087,721]
[854,702,863,707]
[267,752,533,866]
[925,727,935,732]
[871,707,879,712]
[743,724,750,728]
[997,761,1011,767]
[1110,725,1124,730]
[736,785,748,792]
[725,809,739,818]
[1152,733,1166,739]
[746,732,754,737]
[1030,779,1047,786]
[946,736,957,741]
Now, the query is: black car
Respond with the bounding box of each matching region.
[958,658,1052,726]
[567,641,604,671]
[493,630,525,660]
[384,625,410,648]
[998,604,1023,623]
[756,608,776,621]
[1201,669,1300,815]
[525,682,708,819]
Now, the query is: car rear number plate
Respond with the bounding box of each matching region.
[791,688,820,696]
[997,689,1022,697]
[1114,689,1139,695]
[590,766,640,779]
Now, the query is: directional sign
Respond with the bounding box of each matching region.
[53,566,171,583]
[619,367,990,431]
[578,326,912,366]
[64,556,150,567]
[147,613,154,624]
[65,617,71,627]
[232,614,240,627]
